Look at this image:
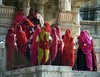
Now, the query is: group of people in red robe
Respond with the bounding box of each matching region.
[5,8,97,71]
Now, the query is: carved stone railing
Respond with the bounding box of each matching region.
[0,6,15,41]
[0,6,15,18]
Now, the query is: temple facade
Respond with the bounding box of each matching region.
[0,0,100,77]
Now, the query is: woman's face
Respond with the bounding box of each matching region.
[19,9,24,15]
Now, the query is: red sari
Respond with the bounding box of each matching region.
[30,26,41,66]
[5,28,16,70]
[62,29,74,67]
[14,8,26,32]
[55,26,63,65]
[16,25,28,66]
[44,21,51,34]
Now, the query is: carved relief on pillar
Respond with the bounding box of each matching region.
[58,11,80,36]
[58,11,78,25]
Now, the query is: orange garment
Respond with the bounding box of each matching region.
[62,29,74,67]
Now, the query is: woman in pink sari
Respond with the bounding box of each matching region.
[5,28,16,70]
[85,30,97,71]
[37,26,50,65]
[77,30,93,71]
[30,26,41,66]
[55,26,64,65]
[16,25,28,66]
[50,28,59,64]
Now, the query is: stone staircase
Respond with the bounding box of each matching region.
[0,66,100,77]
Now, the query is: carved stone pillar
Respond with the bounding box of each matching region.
[22,0,30,16]
[36,4,44,17]
[0,0,2,5]
[59,0,71,11]
[33,0,48,18]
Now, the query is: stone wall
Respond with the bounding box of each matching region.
[1,66,100,77]
[0,41,6,71]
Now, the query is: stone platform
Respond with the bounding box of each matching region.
[0,66,100,77]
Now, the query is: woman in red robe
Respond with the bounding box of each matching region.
[5,28,16,70]
[62,29,74,67]
[30,26,41,66]
[16,25,28,66]
[44,21,51,34]
[50,28,59,64]
[14,8,26,33]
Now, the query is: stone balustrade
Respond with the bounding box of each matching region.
[0,6,15,18]
[0,6,15,41]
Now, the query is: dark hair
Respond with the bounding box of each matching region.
[34,10,38,13]
[18,7,24,11]
[30,8,33,11]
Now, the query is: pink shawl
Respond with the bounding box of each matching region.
[50,28,59,64]
[30,26,41,66]
[78,30,92,70]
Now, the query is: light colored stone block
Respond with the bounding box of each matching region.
[5,66,72,77]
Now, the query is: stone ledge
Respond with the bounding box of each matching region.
[5,66,72,77]
[3,66,100,77]
[73,71,100,77]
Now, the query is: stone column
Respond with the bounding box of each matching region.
[36,4,44,17]
[71,7,81,42]
[59,0,71,11]
[0,0,2,5]
[22,0,30,16]
[72,7,80,25]
[33,0,48,18]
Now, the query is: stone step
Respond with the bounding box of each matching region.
[73,71,100,77]
[2,66,100,77]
